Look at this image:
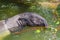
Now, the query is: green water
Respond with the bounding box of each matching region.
[0,31,10,40]
[0,28,59,40]
[0,30,45,40]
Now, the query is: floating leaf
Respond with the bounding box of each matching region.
[55,29,58,32]
[56,21,60,25]
[35,29,41,33]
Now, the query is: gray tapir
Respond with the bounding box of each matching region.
[0,12,48,33]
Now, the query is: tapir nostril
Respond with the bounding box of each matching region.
[40,23,45,27]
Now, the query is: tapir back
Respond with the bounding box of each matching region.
[5,12,48,33]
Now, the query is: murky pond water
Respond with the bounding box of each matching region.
[0,27,57,40]
[0,30,10,40]
[0,27,45,40]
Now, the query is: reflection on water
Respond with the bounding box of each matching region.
[0,21,10,40]
[3,30,38,40]
[0,27,42,40]
[0,27,57,40]
[0,31,10,40]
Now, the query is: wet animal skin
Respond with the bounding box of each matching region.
[5,12,48,33]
